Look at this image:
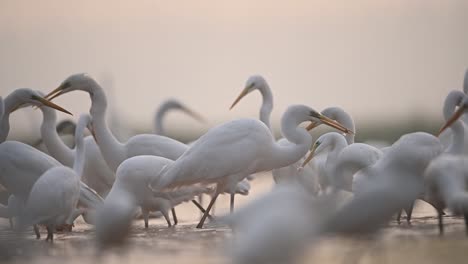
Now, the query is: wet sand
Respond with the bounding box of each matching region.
[2,177,468,264]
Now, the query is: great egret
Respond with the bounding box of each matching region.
[154,98,204,136]
[33,120,76,153]
[45,74,188,172]
[230,76,332,195]
[150,104,351,228]
[105,154,213,228]
[95,187,136,250]
[19,113,91,241]
[141,185,212,228]
[226,133,441,264]
[46,74,250,218]
[38,100,115,197]
[425,91,468,234]
[0,89,103,230]
[425,155,468,235]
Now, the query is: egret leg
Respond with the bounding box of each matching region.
[34,225,40,239]
[230,193,235,213]
[405,200,415,225]
[191,200,214,220]
[9,218,14,229]
[396,210,402,225]
[171,208,178,226]
[162,210,172,228]
[142,209,149,228]
[464,213,468,236]
[437,208,444,236]
[46,225,54,242]
[198,194,204,218]
[196,192,220,229]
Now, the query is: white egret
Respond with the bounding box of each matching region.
[425,155,468,235]
[304,107,355,190]
[95,187,137,250]
[45,74,187,172]
[141,185,212,228]
[424,92,468,234]
[150,104,351,228]
[33,120,76,153]
[153,98,204,136]
[46,74,250,218]
[38,99,115,197]
[227,133,440,264]
[229,76,327,195]
[19,113,91,241]
[0,89,102,218]
[105,155,213,228]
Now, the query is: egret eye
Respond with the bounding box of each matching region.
[309,110,320,118]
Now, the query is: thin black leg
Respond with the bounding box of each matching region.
[196,192,219,229]
[230,193,235,213]
[171,208,178,226]
[191,200,214,220]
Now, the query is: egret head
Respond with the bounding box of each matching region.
[9,88,72,115]
[438,96,468,136]
[160,99,205,123]
[230,75,268,110]
[45,73,97,101]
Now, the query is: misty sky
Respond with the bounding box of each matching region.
[1,0,467,140]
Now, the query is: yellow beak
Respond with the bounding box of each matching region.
[306,121,319,131]
[317,114,354,135]
[229,88,249,110]
[44,85,66,101]
[301,142,319,168]
[438,105,466,136]
[32,96,72,115]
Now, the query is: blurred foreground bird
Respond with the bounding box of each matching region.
[18,114,92,241]
[226,132,443,264]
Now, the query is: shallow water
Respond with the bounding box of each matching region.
[2,177,468,264]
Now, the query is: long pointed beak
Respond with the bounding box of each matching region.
[181,107,206,123]
[301,143,319,168]
[318,115,354,135]
[306,121,319,131]
[229,89,249,110]
[44,85,65,101]
[438,106,466,136]
[32,96,73,115]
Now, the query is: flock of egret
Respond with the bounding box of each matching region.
[1,70,468,263]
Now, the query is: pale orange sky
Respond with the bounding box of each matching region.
[1,0,467,140]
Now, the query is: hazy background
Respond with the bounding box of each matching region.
[1,0,467,143]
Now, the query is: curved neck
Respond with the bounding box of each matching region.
[0,111,10,143]
[322,107,355,144]
[73,125,86,178]
[257,85,273,131]
[88,82,125,172]
[326,134,348,162]
[39,106,74,166]
[154,103,173,136]
[443,90,465,154]
[264,114,311,170]
[0,94,18,142]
